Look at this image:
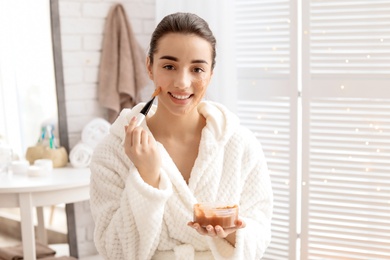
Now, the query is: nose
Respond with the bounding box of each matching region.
[174,70,191,89]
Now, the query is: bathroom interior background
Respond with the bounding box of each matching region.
[1,0,389,259]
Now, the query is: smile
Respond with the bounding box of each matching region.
[169,92,193,100]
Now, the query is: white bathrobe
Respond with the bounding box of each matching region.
[89,101,273,260]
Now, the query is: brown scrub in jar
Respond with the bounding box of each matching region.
[193,203,239,228]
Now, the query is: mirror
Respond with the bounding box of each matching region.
[0,0,68,159]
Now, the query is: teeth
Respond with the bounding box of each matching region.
[170,93,191,100]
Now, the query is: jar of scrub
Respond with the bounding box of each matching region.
[193,203,239,228]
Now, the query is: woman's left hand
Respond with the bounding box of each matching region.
[187,219,246,239]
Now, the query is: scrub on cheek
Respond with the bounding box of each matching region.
[193,76,208,87]
[192,75,209,98]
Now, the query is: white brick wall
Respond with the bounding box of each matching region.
[59,0,156,256]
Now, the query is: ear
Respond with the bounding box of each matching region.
[146,56,153,80]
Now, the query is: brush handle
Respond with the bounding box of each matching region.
[135,113,146,127]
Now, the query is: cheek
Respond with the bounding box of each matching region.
[192,76,209,92]
[152,71,170,89]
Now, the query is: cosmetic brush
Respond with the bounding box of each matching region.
[135,87,161,126]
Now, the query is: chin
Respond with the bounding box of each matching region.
[173,103,199,117]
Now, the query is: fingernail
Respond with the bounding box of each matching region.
[215,227,221,232]
[206,226,212,231]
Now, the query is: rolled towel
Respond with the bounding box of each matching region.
[81,118,111,149]
[69,142,94,168]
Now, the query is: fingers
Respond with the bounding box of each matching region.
[125,116,149,147]
[208,225,232,238]
[140,128,148,145]
[199,225,226,238]
[236,218,246,228]
[206,225,217,237]
[188,222,208,236]
[188,219,246,238]
[126,116,137,132]
[187,223,225,238]
[214,226,226,237]
[125,116,137,146]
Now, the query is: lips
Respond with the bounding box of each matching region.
[169,92,193,100]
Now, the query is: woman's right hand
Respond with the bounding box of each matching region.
[124,116,161,188]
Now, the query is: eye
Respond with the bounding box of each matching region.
[193,67,205,73]
[163,65,175,70]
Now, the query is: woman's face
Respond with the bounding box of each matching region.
[147,33,213,117]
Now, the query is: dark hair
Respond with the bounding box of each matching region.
[148,12,216,69]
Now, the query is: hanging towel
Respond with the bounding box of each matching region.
[98,3,150,123]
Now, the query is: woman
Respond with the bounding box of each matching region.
[90,12,273,260]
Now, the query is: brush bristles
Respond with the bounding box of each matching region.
[152,87,161,97]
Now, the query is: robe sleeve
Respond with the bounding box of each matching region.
[206,132,273,259]
[89,134,172,259]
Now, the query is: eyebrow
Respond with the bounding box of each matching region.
[159,55,209,65]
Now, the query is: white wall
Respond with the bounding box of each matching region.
[58,0,155,256]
